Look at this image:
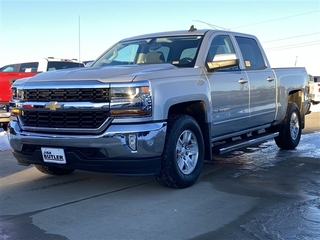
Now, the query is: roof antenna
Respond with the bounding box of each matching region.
[188,25,197,32]
[193,20,230,31]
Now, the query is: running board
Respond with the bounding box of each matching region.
[212,132,279,155]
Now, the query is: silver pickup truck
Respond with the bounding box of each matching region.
[9,28,311,188]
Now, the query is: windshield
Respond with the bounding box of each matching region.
[93,35,203,68]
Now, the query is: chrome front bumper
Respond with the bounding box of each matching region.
[9,121,167,175]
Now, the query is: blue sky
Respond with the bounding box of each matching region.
[1,0,319,75]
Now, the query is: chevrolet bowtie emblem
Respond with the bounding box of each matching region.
[45,102,61,111]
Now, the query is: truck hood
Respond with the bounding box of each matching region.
[28,64,177,82]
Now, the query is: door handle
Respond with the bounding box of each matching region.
[267,76,274,82]
[238,78,248,84]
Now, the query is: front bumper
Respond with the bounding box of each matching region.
[9,121,167,175]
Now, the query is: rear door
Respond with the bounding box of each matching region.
[235,36,276,126]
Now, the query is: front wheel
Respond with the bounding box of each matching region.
[35,165,75,175]
[1,123,8,131]
[274,102,302,149]
[155,115,204,188]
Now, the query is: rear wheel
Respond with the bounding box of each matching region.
[35,165,75,175]
[274,102,302,149]
[155,114,204,188]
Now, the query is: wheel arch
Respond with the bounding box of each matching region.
[168,101,212,161]
[288,90,305,129]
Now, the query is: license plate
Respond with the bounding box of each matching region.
[41,147,66,164]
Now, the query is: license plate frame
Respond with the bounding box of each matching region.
[41,147,66,164]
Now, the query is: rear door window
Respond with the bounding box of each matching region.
[235,36,266,70]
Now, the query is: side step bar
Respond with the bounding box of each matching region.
[212,132,279,155]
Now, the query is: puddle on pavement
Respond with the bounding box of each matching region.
[198,134,320,240]
[0,212,68,240]
[210,132,320,178]
[240,198,320,239]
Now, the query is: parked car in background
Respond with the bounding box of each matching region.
[0,57,84,72]
[0,58,85,130]
[309,75,320,105]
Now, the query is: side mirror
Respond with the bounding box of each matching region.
[206,53,239,71]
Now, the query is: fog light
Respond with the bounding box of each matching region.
[128,134,137,152]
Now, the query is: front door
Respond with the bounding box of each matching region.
[206,35,250,138]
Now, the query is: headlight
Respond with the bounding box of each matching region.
[10,86,26,120]
[9,87,20,120]
[11,87,24,101]
[110,83,152,117]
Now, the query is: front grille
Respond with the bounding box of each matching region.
[23,88,110,102]
[21,110,109,128]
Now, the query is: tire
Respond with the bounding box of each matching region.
[155,114,204,188]
[35,164,75,175]
[2,123,8,131]
[274,102,302,149]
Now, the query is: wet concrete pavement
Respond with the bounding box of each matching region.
[0,112,319,240]
[198,140,320,239]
